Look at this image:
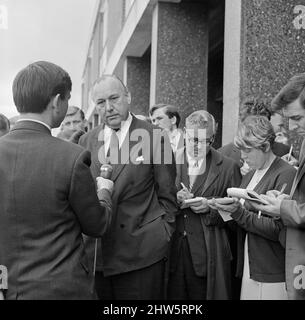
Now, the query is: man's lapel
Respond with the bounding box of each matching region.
[192,149,220,196]
[289,140,305,197]
[181,151,191,190]
[111,116,139,182]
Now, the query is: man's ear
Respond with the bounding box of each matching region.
[215,122,219,135]
[126,92,131,104]
[171,116,177,126]
[261,141,271,152]
[51,94,61,111]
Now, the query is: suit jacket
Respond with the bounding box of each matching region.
[230,157,296,283]
[280,140,305,299]
[0,121,112,300]
[79,115,178,276]
[172,147,242,299]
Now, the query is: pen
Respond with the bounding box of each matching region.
[258,211,262,219]
[279,183,287,195]
[287,145,293,162]
[180,182,189,191]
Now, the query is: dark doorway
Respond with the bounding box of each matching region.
[207,0,225,149]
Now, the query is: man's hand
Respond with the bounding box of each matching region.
[247,194,285,217]
[213,197,241,216]
[190,197,209,214]
[275,132,289,145]
[281,153,298,167]
[96,176,114,194]
[265,190,290,199]
[177,188,193,203]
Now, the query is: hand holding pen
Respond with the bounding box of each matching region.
[257,183,288,219]
[177,182,194,203]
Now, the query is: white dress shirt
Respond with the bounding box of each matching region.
[103,113,133,157]
[168,129,182,153]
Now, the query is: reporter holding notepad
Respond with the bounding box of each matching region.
[168,110,241,300]
[214,116,296,300]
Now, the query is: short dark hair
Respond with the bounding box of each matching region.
[0,113,10,132]
[271,73,305,112]
[13,61,72,114]
[240,97,271,121]
[149,104,181,127]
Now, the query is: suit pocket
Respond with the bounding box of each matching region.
[139,212,165,227]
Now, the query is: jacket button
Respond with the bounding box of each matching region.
[120,224,125,229]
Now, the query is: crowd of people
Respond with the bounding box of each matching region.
[0,60,305,300]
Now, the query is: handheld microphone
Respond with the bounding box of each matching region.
[100,164,113,179]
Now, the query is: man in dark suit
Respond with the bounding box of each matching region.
[168,110,242,300]
[79,75,178,300]
[149,104,183,153]
[251,73,305,299]
[0,61,112,300]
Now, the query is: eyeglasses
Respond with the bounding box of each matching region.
[185,133,214,146]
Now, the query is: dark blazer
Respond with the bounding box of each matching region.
[280,140,305,299]
[0,121,112,300]
[79,115,178,276]
[230,157,296,283]
[172,147,242,299]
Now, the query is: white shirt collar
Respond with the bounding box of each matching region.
[186,152,205,176]
[168,129,182,152]
[17,119,51,131]
[104,113,133,154]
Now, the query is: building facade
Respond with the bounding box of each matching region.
[81,0,305,148]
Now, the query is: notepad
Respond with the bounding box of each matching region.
[227,188,269,205]
[180,197,203,209]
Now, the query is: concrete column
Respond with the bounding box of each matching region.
[125,52,151,116]
[150,1,209,126]
[223,0,305,145]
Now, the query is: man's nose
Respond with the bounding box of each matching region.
[105,99,114,112]
[289,119,298,131]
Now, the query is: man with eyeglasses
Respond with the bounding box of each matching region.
[168,110,241,300]
[79,75,178,300]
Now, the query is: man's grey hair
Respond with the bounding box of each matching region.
[185,110,217,134]
[92,74,129,100]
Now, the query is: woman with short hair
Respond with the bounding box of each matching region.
[214,115,296,300]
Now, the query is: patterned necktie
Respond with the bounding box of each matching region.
[107,129,120,164]
[188,158,199,190]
